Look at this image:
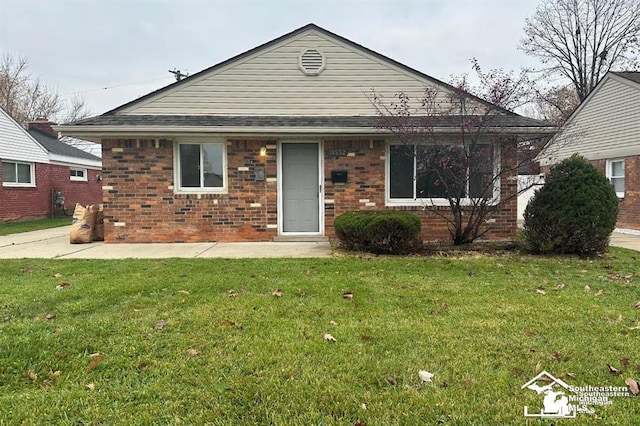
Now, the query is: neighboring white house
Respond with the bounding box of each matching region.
[538,72,640,231]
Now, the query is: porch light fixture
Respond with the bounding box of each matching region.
[259,146,267,157]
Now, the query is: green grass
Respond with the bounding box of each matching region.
[0,249,639,425]
[0,218,70,236]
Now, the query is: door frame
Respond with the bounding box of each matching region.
[277,140,324,236]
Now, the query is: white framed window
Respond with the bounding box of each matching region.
[2,161,35,187]
[606,159,625,198]
[386,142,498,206]
[174,140,227,193]
[70,167,87,181]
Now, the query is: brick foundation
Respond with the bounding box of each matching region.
[101,137,518,243]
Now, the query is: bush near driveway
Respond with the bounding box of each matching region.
[524,154,618,255]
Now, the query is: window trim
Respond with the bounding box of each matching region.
[2,160,36,187]
[70,167,88,181]
[173,139,228,194]
[385,141,500,206]
[606,158,625,198]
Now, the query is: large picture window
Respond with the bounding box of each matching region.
[2,161,35,186]
[388,143,496,204]
[176,142,226,192]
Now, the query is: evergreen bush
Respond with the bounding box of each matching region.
[523,154,618,255]
[334,211,421,254]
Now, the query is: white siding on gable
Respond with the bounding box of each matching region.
[542,76,640,164]
[123,31,484,116]
[0,108,49,163]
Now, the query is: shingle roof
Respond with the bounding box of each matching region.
[65,114,552,129]
[28,128,101,161]
[612,71,640,84]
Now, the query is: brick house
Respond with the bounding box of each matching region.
[0,108,102,221]
[59,24,552,243]
[539,72,640,231]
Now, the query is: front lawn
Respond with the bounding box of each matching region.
[0,250,638,424]
[0,218,69,236]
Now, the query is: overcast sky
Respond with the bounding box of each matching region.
[0,0,542,118]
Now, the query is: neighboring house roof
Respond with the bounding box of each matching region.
[28,128,101,164]
[0,105,49,164]
[539,71,640,165]
[59,23,553,140]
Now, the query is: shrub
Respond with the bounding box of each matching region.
[334,211,421,254]
[523,154,618,255]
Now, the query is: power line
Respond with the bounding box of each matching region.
[61,76,174,97]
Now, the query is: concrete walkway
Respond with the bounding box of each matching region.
[0,226,333,259]
[0,227,638,259]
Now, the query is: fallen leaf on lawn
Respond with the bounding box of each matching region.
[137,362,148,371]
[54,273,63,278]
[21,267,34,274]
[607,364,621,375]
[271,289,283,297]
[634,301,640,309]
[323,332,337,343]
[44,313,55,321]
[594,289,604,297]
[361,335,373,341]
[87,354,105,373]
[221,319,236,327]
[553,284,565,291]
[623,325,640,331]
[228,290,240,297]
[355,422,367,426]
[155,319,167,330]
[552,352,563,361]
[626,378,640,395]
[438,381,449,388]
[51,370,61,378]
[418,370,434,383]
[55,282,71,291]
[342,291,354,299]
[3,316,10,322]
[329,320,338,326]
[536,288,546,295]
[386,376,397,386]
[585,285,591,291]
[567,372,576,378]
[360,403,367,410]
[617,315,624,323]
[86,382,95,391]
[53,328,62,334]
[186,348,198,357]
[27,370,37,382]
[535,362,542,374]
[621,357,630,368]
[177,290,190,295]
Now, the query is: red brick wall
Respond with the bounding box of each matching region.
[0,161,103,221]
[101,138,518,243]
[591,156,640,230]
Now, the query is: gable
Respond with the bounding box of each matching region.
[118,26,486,117]
[541,73,640,164]
[0,107,49,164]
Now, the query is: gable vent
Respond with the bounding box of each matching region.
[299,49,325,76]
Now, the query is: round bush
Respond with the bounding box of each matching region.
[523,154,618,255]
[334,211,421,254]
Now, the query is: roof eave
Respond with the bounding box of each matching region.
[58,125,555,141]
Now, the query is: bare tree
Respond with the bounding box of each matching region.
[371,64,554,245]
[0,53,91,126]
[520,0,640,102]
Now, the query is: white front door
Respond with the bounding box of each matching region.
[279,142,322,234]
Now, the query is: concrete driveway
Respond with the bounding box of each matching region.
[0,226,333,259]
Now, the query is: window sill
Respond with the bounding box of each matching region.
[2,183,36,188]
[386,197,500,207]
